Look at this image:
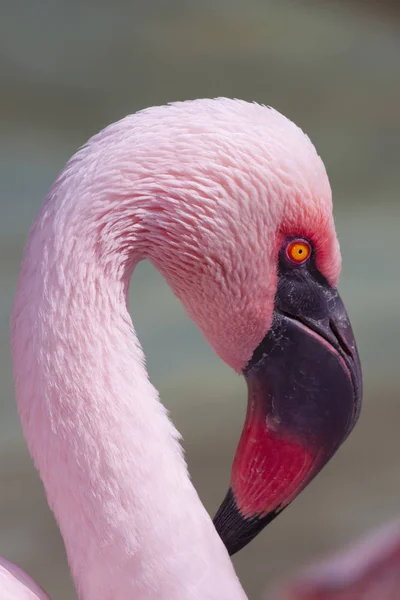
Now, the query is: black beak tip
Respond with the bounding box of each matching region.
[213,488,281,556]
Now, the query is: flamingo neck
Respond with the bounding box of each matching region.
[11,119,246,600]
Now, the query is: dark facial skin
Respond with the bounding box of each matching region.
[213,238,362,556]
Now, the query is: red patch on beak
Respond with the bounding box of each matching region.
[231,399,318,518]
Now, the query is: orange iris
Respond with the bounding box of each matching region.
[287,240,311,264]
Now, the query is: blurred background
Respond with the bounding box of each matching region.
[0,1,399,598]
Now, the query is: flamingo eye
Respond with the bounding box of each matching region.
[286,239,311,264]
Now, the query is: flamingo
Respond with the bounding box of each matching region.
[271,520,400,599]
[2,98,362,599]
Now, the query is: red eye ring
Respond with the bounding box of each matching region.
[286,239,311,264]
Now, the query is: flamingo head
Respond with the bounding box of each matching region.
[142,100,363,555]
[95,99,362,555]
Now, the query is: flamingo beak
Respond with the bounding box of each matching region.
[213,258,362,556]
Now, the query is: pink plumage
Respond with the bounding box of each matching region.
[271,520,400,600]
[4,98,346,599]
[0,558,50,600]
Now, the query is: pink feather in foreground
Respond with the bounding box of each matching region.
[2,99,361,599]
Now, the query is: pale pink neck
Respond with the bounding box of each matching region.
[11,119,246,600]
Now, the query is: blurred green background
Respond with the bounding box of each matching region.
[0,1,399,598]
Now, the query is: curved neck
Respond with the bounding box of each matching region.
[12,120,246,600]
